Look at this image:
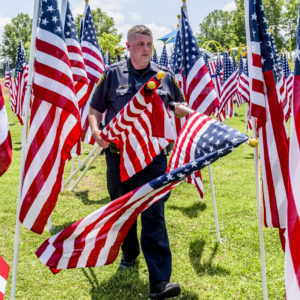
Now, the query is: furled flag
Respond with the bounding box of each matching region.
[203,54,211,74]
[13,41,28,125]
[100,75,175,182]
[285,4,300,299]
[245,0,289,229]
[159,44,169,68]
[0,83,12,177]
[237,56,250,104]
[80,3,105,144]
[180,8,219,116]
[218,52,239,120]
[0,255,10,300]
[283,54,293,101]
[4,59,16,114]
[19,0,81,234]
[152,48,158,64]
[213,55,223,100]
[36,111,248,273]
[105,51,111,67]
[63,0,89,109]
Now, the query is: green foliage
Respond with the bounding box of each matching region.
[199,0,296,53]
[98,33,123,58]
[0,13,32,66]
[0,83,285,299]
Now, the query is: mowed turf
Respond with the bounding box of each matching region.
[0,82,284,299]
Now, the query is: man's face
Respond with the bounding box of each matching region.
[126,33,153,69]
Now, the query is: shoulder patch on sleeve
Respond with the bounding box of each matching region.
[97,73,105,86]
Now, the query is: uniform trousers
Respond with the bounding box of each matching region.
[105,150,172,286]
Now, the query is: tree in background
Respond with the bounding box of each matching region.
[282,0,299,51]
[0,13,32,67]
[75,8,122,57]
[197,10,237,52]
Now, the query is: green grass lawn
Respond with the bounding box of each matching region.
[0,83,284,299]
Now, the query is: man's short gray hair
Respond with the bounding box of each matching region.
[127,25,152,42]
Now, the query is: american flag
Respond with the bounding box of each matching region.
[203,54,211,74]
[285,4,300,298]
[80,3,105,144]
[237,56,250,104]
[0,255,9,300]
[152,48,158,64]
[64,0,89,109]
[100,76,175,182]
[4,59,16,114]
[209,60,217,76]
[19,0,81,234]
[281,54,293,121]
[36,111,248,273]
[218,52,238,120]
[245,0,289,229]
[159,44,169,67]
[213,55,223,100]
[0,83,12,177]
[14,41,28,125]
[180,8,219,116]
[105,51,111,67]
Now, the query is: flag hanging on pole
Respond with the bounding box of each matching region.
[159,44,169,68]
[36,111,248,273]
[19,0,81,234]
[80,3,105,144]
[180,8,219,116]
[4,59,16,115]
[151,48,158,64]
[0,255,10,300]
[13,41,29,125]
[285,4,300,298]
[63,0,89,109]
[246,0,289,229]
[0,83,12,177]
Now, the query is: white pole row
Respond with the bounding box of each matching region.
[69,146,103,191]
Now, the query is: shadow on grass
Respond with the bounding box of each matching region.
[14,141,21,144]
[49,221,76,235]
[14,147,22,151]
[244,153,254,159]
[169,201,207,218]
[80,165,96,172]
[83,265,198,300]
[74,190,110,205]
[83,263,148,300]
[189,239,230,276]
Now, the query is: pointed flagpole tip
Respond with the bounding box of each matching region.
[80,14,83,17]
[85,0,89,3]
[147,81,156,90]
[248,138,258,148]
[182,0,186,2]
[156,71,165,80]
[177,14,181,19]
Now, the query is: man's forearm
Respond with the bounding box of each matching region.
[88,106,102,132]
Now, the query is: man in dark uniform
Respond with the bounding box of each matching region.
[88,25,188,299]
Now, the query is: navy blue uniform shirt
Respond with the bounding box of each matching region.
[90,59,185,125]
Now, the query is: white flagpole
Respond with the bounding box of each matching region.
[245,103,248,153]
[244,0,268,298]
[69,146,102,190]
[11,0,39,298]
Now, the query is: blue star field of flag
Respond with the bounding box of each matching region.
[238,54,244,76]
[244,58,249,76]
[215,56,221,78]
[150,116,248,189]
[172,30,182,74]
[82,5,100,49]
[5,60,11,75]
[180,8,202,76]
[232,54,238,71]
[64,1,78,40]
[222,52,233,83]
[39,0,64,40]
[152,48,158,64]
[15,42,28,77]
[282,54,292,78]
[203,54,210,73]
[159,44,169,67]
[249,0,276,76]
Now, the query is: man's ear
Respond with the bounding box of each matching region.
[126,41,130,51]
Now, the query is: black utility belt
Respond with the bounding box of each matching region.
[109,144,169,156]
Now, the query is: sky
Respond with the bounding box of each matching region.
[0,0,237,55]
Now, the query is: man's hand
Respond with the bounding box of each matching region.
[174,102,189,118]
[92,129,110,149]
